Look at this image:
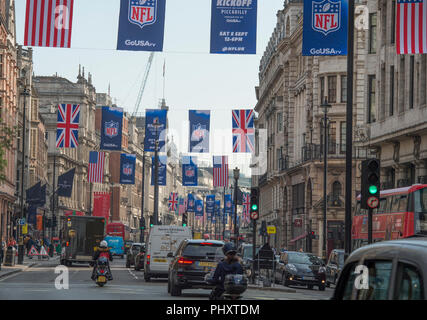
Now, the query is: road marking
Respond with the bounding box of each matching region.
[127,268,139,280]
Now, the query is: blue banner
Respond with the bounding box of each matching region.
[57,168,75,198]
[117,0,166,52]
[189,110,210,153]
[210,0,257,54]
[120,154,136,184]
[27,206,37,225]
[151,155,167,186]
[224,194,233,214]
[187,194,195,212]
[206,195,215,215]
[215,200,221,217]
[302,0,348,56]
[223,209,228,224]
[101,106,123,150]
[145,109,167,152]
[195,199,204,217]
[182,156,198,186]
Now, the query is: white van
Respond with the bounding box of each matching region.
[144,225,192,281]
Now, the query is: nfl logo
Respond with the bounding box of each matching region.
[226,201,231,208]
[312,0,341,35]
[128,0,157,29]
[197,205,202,212]
[105,121,119,138]
[189,200,194,207]
[192,123,206,140]
[123,164,133,176]
[185,168,195,177]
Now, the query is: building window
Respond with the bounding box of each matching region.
[277,112,283,132]
[328,76,337,103]
[399,57,405,113]
[332,181,342,199]
[409,56,415,109]
[369,13,377,54]
[390,66,395,116]
[421,56,427,106]
[368,75,377,123]
[340,122,346,154]
[328,121,337,154]
[0,54,3,78]
[391,0,396,44]
[320,76,325,102]
[341,75,347,103]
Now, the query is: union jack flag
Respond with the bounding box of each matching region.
[213,156,229,187]
[169,192,178,212]
[56,104,80,148]
[243,193,251,223]
[232,110,255,153]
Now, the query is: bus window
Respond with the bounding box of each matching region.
[384,197,392,213]
[378,198,387,214]
[391,196,400,212]
[398,195,408,212]
[355,202,361,215]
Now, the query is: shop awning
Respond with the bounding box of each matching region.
[290,232,308,243]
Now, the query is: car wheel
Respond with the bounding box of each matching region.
[167,276,171,293]
[144,273,151,282]
[126,261,130,268]
[319,284,325,291]
[170,280,182,296]
[334,275,338,285]
[134,263,139,271]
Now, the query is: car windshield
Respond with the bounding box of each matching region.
[183,244,223,258]
[288,252,322,265]
[338,253,345,266]
[131,245,141,251]
[414,188,427,235]
[242,246,259,259]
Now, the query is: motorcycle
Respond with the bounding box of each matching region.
[205,272,248,300]
[93,257,110,287]
[318,264,326,291]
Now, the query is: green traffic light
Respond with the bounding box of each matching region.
[182,224,187,227]
[369,185,378,194]
[251,204,258,211]
[150,224,154,227]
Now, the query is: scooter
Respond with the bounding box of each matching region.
[318,264,326,291]
[205,272,248,300]
[93,257,110,287]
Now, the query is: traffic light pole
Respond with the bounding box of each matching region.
[368,207,373,244]
[140,150,146,244]
[251,218,256,284]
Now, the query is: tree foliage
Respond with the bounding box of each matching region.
[0,117,16,182]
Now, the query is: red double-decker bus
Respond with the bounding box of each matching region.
[106,222,130,241]
[352,184,427,250]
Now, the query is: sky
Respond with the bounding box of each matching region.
[14,0,285,176]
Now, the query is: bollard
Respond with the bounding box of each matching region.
[4,247,16,266]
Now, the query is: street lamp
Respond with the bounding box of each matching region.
[153,120,162,226]
[321,97,332,261]
[140,143,146,243]
[233,167,240,247]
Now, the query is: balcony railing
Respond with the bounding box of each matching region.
[279,157,289,172]
[302,143,372,162]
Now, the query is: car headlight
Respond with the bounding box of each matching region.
[287,264,298,273]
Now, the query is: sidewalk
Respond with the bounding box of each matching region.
[0,254,60,280]
[247,278,297,293]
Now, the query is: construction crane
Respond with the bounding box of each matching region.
[132,52,155,117]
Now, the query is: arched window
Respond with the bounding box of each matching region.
[332,181,342,199]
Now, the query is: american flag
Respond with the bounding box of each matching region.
[24,0,75,48]
[396,0,427,54]
[88,151,105,183]
[232,110,255,153]
[243,193,250,223]
[213,156,229,187]
[178,197,186,215]
[169,192,178,212]
[56,104,80,148]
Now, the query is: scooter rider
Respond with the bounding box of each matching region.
[91,240,113,280]
[209,242,243,300]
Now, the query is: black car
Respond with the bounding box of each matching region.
[333,238,427,300]
[326,249,345,287]
[126,243,143,268]
[278,251,326,290]
[167,239,224,297]
[134,244,146,271]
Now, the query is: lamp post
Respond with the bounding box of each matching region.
[321,97,332,261]
[140,146,146,243]
[18,86,31,265]
[153,121,162,226]
[233,167,240,247]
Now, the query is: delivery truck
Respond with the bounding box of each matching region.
[60,216,105,266]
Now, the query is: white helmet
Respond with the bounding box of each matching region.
[100,240,108,248]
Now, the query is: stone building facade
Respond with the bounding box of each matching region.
[253,0,377,258]
[0,0,17,243]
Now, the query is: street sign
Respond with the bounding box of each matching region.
[22,224,28,234]
[18,218,26,225]
[250,211,259,220]
[267,226,276,234]
[367,196,379,209]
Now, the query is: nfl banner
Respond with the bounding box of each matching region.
[210,0,258,54]
[215,200,221,217]
[57,168,75,198]
[151,155,167,186]
[224,194,233,214]
[189,110,210,153]
[93,192,110,223]
[117,0,166,51]
[120,154,136,185]
[302,0,348,56]
[206,195,215,214]
[187,194,196,212]
[101,106,123,150]
[145,109,167,152]
[182,156,198,186]
[195,199,204,217]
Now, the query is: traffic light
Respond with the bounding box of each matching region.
[140,216,146,230]
[182,213,188,227]
[361,159,381,210]
[250,187,259,220]
[149,216,154,228]
[309,231,316,239]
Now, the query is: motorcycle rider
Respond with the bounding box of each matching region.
[209,242,243,300]
[91,240,113,281]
